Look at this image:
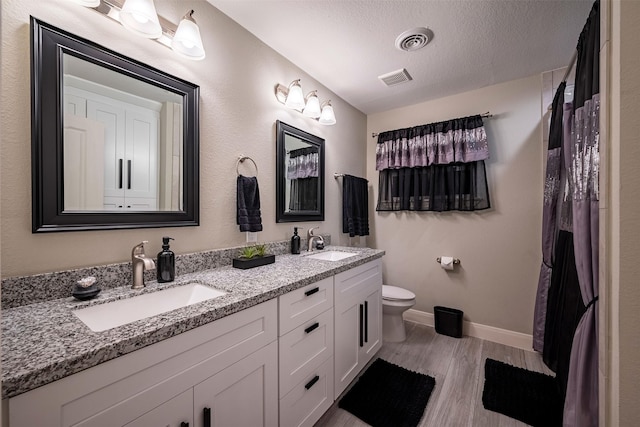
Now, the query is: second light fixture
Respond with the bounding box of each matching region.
[276,80,336,125]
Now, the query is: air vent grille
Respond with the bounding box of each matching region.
[378,68,413,86]
[395,27,433,52]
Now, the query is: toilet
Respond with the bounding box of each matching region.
[382,285,416,342]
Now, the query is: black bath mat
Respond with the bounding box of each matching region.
[482,358,563,426]
[338,358,435,427]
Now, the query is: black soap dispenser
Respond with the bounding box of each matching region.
[157,237,175,283]
[291,227,301,254]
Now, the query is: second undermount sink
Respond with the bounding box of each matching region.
[73,283,226,332]
[305,251,359,261]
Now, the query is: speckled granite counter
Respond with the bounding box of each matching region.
[1,246,384,399]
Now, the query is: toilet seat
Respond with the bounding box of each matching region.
[382,285,415,301]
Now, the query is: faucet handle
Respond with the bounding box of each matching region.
[132,241,149,256]
[308,226,319,237]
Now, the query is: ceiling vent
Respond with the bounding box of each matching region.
[395,27,432,52]
[378,68,413,86]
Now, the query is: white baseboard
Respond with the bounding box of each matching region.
[403,308,534,351]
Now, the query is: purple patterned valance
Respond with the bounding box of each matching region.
[375,115,489,170]
[286,147,319,179]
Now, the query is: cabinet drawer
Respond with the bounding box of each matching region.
[280,357,334,427]
[335,259,382,310]
[279,277,333,335]
[279,308,334,397]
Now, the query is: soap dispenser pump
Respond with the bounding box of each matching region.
[291,227,301,254]
[157,237,175,283]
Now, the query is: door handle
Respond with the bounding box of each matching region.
[127,160,132,189]
[118,159,123,189]
[305,322,319,334]
[359,303,364,348]
[180,423,189,427]
[364,300,368,343]
[203,407,211,427]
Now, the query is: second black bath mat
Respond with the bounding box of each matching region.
[338,358,435,427]
[482,358,563,426]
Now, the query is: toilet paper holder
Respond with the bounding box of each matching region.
[436,257,460,265]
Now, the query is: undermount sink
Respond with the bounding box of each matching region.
[305,251,358,261]
[73,283,226,332]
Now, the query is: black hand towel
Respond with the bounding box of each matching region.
[343,174,369,237]
[237,175,263,232]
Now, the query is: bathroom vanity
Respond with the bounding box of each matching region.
[2,247,383,427]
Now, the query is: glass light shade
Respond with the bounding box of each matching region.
[319,101,336,125]
[69,0,100,6]
[303,91,321,118]
[172,12,206,60]
[119,0,162,39]
[285,80,305,110]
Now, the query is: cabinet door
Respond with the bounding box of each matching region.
[87,99,126,203]
[334,299,361,398]
[194,341,278,427]
[362,287,382,361]
[125,109,159,207]
[124,389,193,427]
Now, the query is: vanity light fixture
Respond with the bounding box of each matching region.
[67,0,206,60]
[119,0,162,38]
[284,80,305,110]
[171,10,206,60]
[318,101,337,125]
[275,80,336,125]
[303,91,321,119]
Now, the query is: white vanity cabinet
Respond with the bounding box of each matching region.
[334,259,383,398]
[8,300,278,427]
[278,277,335,427]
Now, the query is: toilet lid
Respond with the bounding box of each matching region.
[382,285,415,301]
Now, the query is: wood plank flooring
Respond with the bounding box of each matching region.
[315,321,555,427]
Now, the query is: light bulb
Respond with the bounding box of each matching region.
[319,101,336,125]
[285,80,305,111]
[171,10,206,60]
[119,0,162,39]
[303,91,321,118]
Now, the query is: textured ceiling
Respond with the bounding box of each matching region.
[207,0,593,114]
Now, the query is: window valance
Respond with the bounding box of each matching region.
[375,115,489,170]
[286,147,319,179]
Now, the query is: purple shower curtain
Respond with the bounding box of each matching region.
[563,2,600,426]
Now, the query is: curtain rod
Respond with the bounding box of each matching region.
[371,111,492,138]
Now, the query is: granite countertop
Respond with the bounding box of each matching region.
[1,246,384,399]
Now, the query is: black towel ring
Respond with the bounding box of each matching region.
[236,155,258,177]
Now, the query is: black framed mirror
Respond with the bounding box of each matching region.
[31,17,199,232]
[276,121,324,223]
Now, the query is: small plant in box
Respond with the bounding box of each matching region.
[233,244,275,269]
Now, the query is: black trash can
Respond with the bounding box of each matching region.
[434,306,463,338]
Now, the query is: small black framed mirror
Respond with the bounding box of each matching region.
[275,121,324,223]
[31,17,199,232]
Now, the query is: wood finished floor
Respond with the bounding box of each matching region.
[315,321,554,427]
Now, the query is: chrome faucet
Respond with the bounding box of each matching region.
[307,227,325,251]
[131,241,155,289]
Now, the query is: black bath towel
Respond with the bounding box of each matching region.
[342,174,369,237]
[237,175,263,232]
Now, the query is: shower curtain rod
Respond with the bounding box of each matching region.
[371,111,492,138]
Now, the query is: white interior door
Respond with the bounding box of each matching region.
[63,114,105,211]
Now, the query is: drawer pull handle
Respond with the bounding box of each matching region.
[305,375,320,390]
[305,322,320,334]
[204,407,211,427]
[304,287,319,296]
